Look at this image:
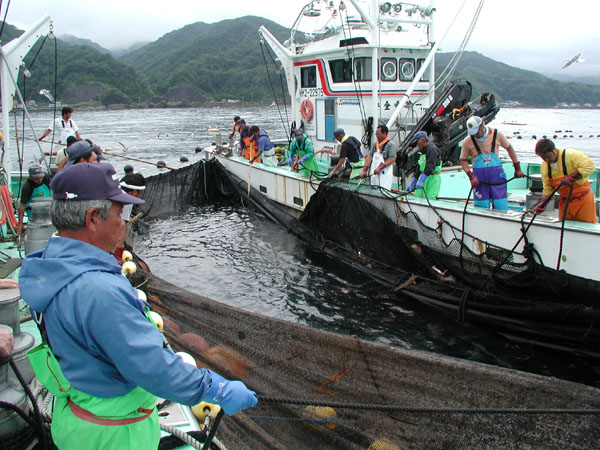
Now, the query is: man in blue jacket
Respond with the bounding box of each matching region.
[19,163,257,449]
[248,125,275,165]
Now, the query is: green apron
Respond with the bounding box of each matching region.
[297,150,318,177]
[27,309,161,449]
[349,158,365,184]
[25,183,52,219]
[413,154,442,199]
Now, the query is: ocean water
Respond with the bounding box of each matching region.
[10,106,600,177]
[9,106,600,386]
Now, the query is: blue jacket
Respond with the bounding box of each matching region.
[255,129,274,152]
[19,236,213,405]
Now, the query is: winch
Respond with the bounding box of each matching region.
[24,197,56,255]
[0,286,36,448]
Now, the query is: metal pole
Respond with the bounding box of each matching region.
[386,0,469,130]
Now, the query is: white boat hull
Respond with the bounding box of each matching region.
[210,152,600,284]
[213,153,322,218]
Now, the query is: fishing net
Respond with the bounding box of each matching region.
[138,272,600,450]
[132,159,600,448]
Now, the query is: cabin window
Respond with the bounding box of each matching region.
[301,66,317,88]
[354,57,372,81]
[329,59,353,83]
[399,58,415,81]
[416,58,429,81]
[380,58,397,81]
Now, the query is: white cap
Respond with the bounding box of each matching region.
[466,116,483,136]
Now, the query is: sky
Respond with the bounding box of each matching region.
[4,0,598,76]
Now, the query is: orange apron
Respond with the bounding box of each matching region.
[243,137,260,162]
[547,151,597,223]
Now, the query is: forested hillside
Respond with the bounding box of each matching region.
[435,52,600,107]
[1,21,151,105]
[3,17,600,108]
[120,16,290,102]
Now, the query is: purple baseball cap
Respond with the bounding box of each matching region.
[50,163,145,204]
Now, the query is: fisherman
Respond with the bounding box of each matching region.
[120,172,146,223]
[460,116,525,210]
[114,172,147,263]
[55,135,78,168]
[19,163,257,449]
[229,115,241,140]
[288,129,318,177]
[38,106,81,145]
[238,119,255,159]
[248,125,275,165]
[360,125,396,190]
[328,128,364,180]
[406,131,442,199]
[120,164,135,183]
[58,140,101,170]
[16,163,52,237]
[533,138,597,223]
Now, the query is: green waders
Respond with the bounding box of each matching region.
[27,310,161,449]
[297,151,319,178]
[413,154,442,200]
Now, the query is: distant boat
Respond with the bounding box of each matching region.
[561,52,584,69]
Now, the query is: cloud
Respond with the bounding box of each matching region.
[5,0,600,77]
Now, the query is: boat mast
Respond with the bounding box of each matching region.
[347,0,379,128]
[386,0,469,131]
[0,15,52,176]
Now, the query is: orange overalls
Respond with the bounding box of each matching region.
[243,136,260,162]
[547,150,597,223]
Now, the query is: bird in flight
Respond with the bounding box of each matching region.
[561,53,584,70]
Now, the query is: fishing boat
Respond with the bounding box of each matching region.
[1,6,600,450]
[0,16,222,450]
[202,0,600,358]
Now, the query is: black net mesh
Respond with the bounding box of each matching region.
[132,159,600,448]
[138,273,600,450]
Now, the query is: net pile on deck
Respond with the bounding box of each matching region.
[139,272,600,450]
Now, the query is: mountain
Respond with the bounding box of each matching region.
[58,34,111,55]
[1,21,152,105]
[544,73,600,87]
[119,16,290,102]
[435,51,600,107]
[5,17,600,108]
[111,42,150,58]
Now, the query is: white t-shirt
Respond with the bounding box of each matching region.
[48,117,79,144]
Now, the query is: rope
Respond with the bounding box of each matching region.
[159,423,205,450]
[1,356,50,450]
[0,0,11,39]
[556,184,573,270]
[478,184,561,290]
[259,41,290,143]
[257,395,600,415]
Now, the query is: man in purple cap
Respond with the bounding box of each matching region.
[19,163,257,449]
[460,116,524,210]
